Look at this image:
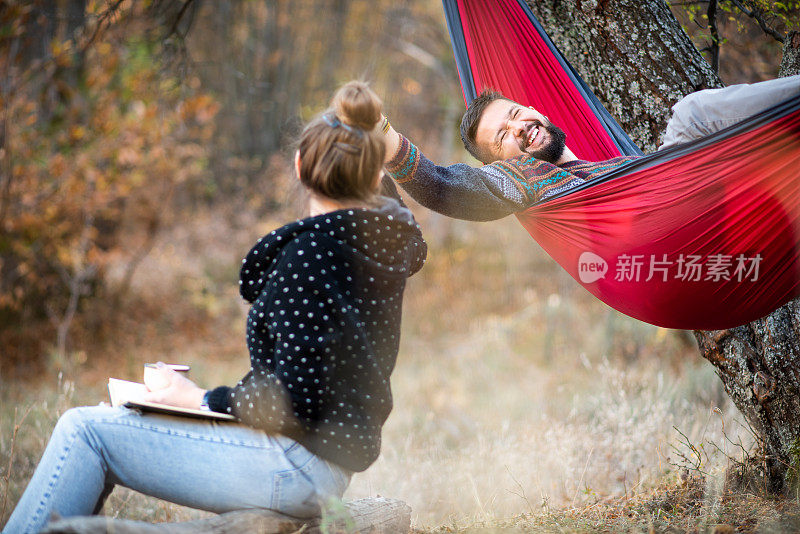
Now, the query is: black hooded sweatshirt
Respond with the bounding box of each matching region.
[206,196,426,472]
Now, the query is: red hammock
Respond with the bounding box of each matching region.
[443,0,800,330]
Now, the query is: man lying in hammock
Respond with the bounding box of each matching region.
[381,75,799,221]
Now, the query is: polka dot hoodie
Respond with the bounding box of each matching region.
[205,196,426,472]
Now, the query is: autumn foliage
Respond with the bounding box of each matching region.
[0,0,462,375]
[0,1,218,369]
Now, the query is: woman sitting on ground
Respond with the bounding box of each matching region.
[4,81,426,533]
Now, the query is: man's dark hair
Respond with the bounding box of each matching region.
[460,89,509,163]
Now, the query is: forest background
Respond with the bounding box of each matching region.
[1,0,798,530]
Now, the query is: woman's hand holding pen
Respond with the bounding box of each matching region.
[142,361,207,409]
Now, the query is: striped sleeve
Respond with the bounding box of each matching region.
[384,135,537,221]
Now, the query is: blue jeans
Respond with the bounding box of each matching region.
[660,74,800,149]
[3,406,351,534]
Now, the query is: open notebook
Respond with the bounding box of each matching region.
[108,378,236,421]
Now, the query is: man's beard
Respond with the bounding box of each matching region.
[526,122,567,163]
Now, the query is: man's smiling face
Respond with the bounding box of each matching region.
[474,98,567,163]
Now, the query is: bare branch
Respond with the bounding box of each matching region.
[728,0,786,43]
[80,0,126,54]
[47,211,97,363]
[168,0,198,38]
[707,0,720,73]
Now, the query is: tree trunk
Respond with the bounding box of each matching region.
[524,0,800,491]
[525,0,722,152]
[694,31,800,494]
[779,31,800,78]
[40,497,411,534]
[694,300,800,492]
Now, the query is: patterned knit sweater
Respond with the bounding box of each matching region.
[385,134,639,221]
[206,197,426,472]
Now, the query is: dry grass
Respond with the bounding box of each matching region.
[2,198,799,531]
[413,473,800,533]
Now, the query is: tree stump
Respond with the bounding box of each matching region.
[39,497,411,534]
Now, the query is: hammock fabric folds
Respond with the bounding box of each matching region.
[442,0,800,330]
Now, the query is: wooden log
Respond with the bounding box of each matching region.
[40,497,411,534]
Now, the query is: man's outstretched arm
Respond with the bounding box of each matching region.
[381,121,575,221]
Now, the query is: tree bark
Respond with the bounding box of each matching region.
[524,0,800,491]
[779,31,800,78]
[525,0,722,152]
[693,33,800,494]
[694,301,800,492]
[40,497,411,534]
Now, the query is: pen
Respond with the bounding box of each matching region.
[144,363,190,372]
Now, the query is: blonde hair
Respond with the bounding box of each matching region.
[298,81,385,201]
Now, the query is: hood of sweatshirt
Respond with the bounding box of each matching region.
[239,197,427,303]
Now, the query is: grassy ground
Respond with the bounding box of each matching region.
[416,477,800,533]
[2,200,800,531]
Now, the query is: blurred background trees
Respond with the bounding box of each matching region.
[0,0,794,378]
[0,0,461,375]
[1,1,218,369]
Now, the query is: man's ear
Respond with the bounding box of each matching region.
[294,150,302,180]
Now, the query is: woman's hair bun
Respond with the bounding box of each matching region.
[331,81,382,131]
[296,80,385,201]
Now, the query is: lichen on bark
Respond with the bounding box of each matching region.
[524,0,720,152]
[696,298,800,491]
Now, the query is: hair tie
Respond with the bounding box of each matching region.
[323,112,364,138]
